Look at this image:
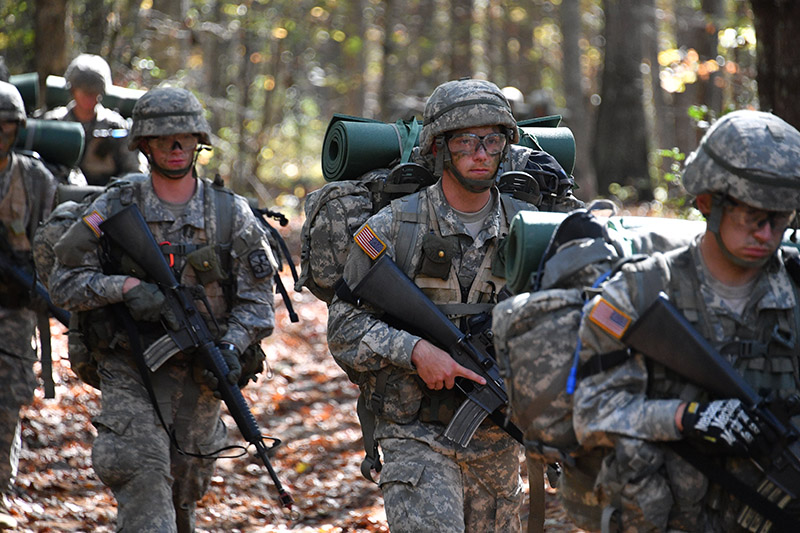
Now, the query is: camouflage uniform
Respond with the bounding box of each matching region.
[0,81,57,517]
[47,87,276,533]
[326,79,578,533]
[572,110,800,532]
[43,54,146,185]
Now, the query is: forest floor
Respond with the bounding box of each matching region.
[10,266,587,532]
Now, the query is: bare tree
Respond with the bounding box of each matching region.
[592,0,651,199]
[34,0,69,108]
[560,0,596,199]
[750,0,800,128]
[450,0,472,78]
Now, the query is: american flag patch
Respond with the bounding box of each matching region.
[588,297,632,339]
[354,224,386,260]
[83,211,105,238]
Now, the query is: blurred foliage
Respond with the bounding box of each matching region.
[0,0,761,212]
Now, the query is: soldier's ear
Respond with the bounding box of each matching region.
[695,193,713,216]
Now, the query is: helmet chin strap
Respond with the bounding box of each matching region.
[146,149,199,180]
[707,195,772,269]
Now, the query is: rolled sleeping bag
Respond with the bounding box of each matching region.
[502,210,800,295]
[15,119,85,169]
[9,72,39,114]
[322,113,577,182]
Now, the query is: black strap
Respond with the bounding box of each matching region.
[669,441,799,532]
[577,349,631,380]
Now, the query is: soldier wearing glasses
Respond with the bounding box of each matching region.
[327,78,579,532]
[572,110,800,532]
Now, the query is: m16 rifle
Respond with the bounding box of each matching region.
[622,294,800,532]
[99,204,293,512]
[349,254,522,447]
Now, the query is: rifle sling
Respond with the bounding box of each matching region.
[669,441,799,531]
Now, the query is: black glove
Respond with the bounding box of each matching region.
[681,399,767,455]
[123,282,165,322]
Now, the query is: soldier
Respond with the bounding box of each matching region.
[44,54,146,185]
[0,81,57,529]
[572,110,800,531]
[327,78,580,532]
[48,87,277,532]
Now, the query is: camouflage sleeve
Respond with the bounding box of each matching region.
[572,270,682,449]
[48,194,128,311]
[222,196,276,353]
[327,208,421,373]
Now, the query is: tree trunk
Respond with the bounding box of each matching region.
[78,0,108,55]
[34,0,69,109]
[593,0,651,200]
[560,0,596,199]
[750,0,800,129]
[450,0,472,78]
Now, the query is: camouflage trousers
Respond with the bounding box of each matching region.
[378,436,522,533]
[0,308,38,494]
[91,351,227,533]
[596,438,709,532]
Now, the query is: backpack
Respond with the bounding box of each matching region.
[492,207,701,531]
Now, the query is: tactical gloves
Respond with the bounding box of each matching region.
[681,399,769,455]
[199,343,243,398]
[122,281,179,329]
[123,282,166,322]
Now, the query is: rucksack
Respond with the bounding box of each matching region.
[492,207,702,530]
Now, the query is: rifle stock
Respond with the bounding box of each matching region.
[349,254,521,447]
[99,205,293,511]
[622,294,800,503]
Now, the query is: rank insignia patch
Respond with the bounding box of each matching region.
[588,297,632,339]
[354,224,386,260]
[248,249,273,279]
[83,211,105,238]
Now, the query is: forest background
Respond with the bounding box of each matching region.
[2,0,799,212]
[2,1,800,531]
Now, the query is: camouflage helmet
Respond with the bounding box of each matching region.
[419,79,519,156]
[65,54,112,95]
[683,110,800,211]
[0,80,26,126]
[128,87,212,149]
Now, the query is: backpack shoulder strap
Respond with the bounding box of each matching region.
[209,177,236,245]
[392,191,426,275]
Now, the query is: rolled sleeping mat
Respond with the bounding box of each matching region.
[9,72,39,114]
[323,114,422,182]
[15,119,85,168]
[321,113,577,182]
[45,75,145,118]
[503,210,792,295]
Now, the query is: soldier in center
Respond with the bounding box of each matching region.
[327,78,581,532]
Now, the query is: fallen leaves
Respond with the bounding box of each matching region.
[12,270,585,532]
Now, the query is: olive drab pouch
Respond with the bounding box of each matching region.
[418,233,457,280]
[186,245,227,285]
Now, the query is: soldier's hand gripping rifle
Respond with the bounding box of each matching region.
[621,294,800,532]
[349,254,523,447]
[99,204,294,512]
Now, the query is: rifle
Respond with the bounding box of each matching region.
[622,294,800,532]
[348,254,523,447]
[99,204,293,511]
[0,250,70,399]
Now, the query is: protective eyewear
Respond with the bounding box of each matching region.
[146,134,199,152]
[725,198,795,233]
[446,132,507,156]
